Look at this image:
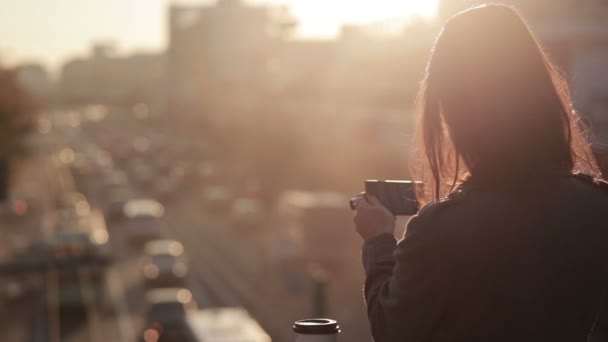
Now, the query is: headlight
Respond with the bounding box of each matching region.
[143,264,160,279]
[172,263,188,277]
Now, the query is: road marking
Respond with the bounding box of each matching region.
[46,268,61,342]
[79,267,102,342]
[107,268,136,342]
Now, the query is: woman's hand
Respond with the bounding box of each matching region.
[352,193,396,241]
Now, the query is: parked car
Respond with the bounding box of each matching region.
[142,240,188,289]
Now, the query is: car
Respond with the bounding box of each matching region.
[56,192,91,217]
[197,161,218,180]
[103,187,134,222]
[2,196,37,224]
[153,154,173,175]
[142,288,197,342]
[124,199,165,247]
[43,225,111,307]
[89,148,114,170]
[54,270,105,309]
[127,159,155,189]
[102,170,129,194]
[185,308,271,342]
[201,186,233,213]
[272,191,355,267]
[152,178,176,203]
[46,215,111,261]
[142,240,188,289]
[230,198,265,230]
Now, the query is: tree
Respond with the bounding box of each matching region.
[0,66,36,200]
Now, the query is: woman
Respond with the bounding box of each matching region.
[352,4,608,342]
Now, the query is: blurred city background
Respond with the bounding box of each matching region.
[1,0,608,341]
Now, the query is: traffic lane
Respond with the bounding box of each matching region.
[100,184,236,338]
[54,232,141,342]
[62,136,143,342]
[164,200,298,342]
[47,189,138,340]
[79,126,291,339]
[21,111,123,342]
[0,292,38,341]
[67,154,145,341]
[0,153,61,341]
[166,196,372,342]
[104,214,155,341]
[109,211,227,330]
[61,261,140,342]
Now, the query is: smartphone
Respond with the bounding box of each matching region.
[364,180,422,216]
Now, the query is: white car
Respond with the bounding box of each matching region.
[124,199,165,247]
[186,308,271,342]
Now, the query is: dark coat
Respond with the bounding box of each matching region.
[362,173,608,342]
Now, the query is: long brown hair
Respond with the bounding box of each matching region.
[412,4,600,204]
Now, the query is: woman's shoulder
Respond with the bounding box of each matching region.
[568,173,608,208]
[417,185,471,218]
[571,172,608,192]
[417,172,608,215]
[401,192,469,252]
[409,181,492,237]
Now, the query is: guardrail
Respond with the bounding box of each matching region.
[0,255,112,276]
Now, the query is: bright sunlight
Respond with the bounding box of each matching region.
[269,0,438,37]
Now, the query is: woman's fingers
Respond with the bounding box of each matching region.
[359,194,387,210]
[367,195,382,207]
[352,196,396,240]
[352,193,392,212]
[350,196,366,210]
[350,192,370,210]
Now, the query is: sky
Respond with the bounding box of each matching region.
[0,0,437,70]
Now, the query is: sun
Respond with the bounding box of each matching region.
[286,0,438,37]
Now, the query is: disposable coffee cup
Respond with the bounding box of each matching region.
[293,318,340,342]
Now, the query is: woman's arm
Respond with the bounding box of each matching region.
[589,291,608,341]
[362,213,446,342]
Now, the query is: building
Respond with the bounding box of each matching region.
[167,0,293,115]
[60,44,165,105]
[14,64,52,102]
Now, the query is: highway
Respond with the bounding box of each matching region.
[0,106,372,342]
